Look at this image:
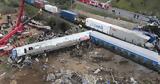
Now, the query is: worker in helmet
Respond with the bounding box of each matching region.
[7,14,13,26]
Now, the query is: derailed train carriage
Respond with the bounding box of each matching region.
[85,18,155,48]
[90,31,160,72]
[10,31,92,62]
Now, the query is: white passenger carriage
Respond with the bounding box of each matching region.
[11,31,92,61]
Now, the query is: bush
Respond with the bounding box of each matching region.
[25,4,39,16]
[0,0,18,7]
[0,6,17,14]
[10,0,19,7]
[59,22,70,32]
[51,0,75,9]
[0,0,18,14]
[46,16,56,29]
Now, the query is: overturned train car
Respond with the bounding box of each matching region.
[10,31,92,62]
[90,31,160,72]
[85,18,153,47]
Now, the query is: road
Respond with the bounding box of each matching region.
[109,7,149,23]
[74,10,137,29]
[76,1,150,24]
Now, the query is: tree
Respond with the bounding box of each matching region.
[46,16,56,29]
[59,22,70,32]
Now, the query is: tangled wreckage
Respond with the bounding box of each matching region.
[10,31,91,63]
[8,30,160,72]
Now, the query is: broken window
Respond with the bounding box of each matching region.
[24,48,27,53]
[29,47,33,50]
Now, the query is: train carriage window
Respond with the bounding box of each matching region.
[143,58,148,63]
[123,51,128,56]
[103,42,107,46]
[146,59,153,66]
[115,47,120,54]
[129,53,136,59]
[134,54,139,59]
[95,38,98,42]
[100,40,104,46]
[98,39,101,44]
[114,46,118,50]
[132,54,137,60]
[121,47,124,51]
[29,47,33,50]
[24,48,27,53]
[93,38,99,45]
[107,44,112,48]
[127,52,131,56]
[139,56,144,63]
[101,42,104,46]
[111,44,115,50]
[152,61,158,66]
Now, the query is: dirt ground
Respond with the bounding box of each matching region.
[0,43,160,84]
[0,11,159,84]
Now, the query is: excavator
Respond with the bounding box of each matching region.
[0,0,44,56]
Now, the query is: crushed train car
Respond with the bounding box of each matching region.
[10,31,92,62]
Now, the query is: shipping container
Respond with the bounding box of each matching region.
[60,10,78,22]
[44,5,58,13]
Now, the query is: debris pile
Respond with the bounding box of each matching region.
[43,67,139,84]
[45,69,85,84]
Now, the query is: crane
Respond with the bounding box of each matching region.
[0,0,43,55]
[0,0,25,45]
[0,0,43,45]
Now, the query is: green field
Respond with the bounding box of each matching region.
[75,3,108,17]
[74,2,133,22]
[98,0,160,17]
